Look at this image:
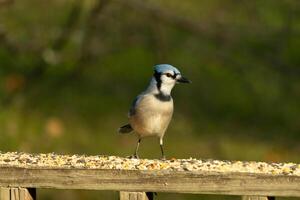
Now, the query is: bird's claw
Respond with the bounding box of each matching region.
[127,154,139,159]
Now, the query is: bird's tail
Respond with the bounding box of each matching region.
[118,124,133,134]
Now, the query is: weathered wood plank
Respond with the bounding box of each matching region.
[10,188,19,200]
[0,152,299,197]
[23,188,36,200]
[0,188,10,200]
[0,188,35,200]
[0,167,299,197]
[120,192,149,200]
[242,196,275,200]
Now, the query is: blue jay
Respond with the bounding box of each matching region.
[119,64,190,159]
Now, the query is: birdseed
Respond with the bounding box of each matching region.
[0,152,299,176]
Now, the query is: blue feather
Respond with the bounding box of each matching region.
[129,95,141,116]
[154,64,181,74]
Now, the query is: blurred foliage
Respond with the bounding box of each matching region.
[0,0,300,199]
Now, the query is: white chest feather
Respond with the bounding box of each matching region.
[129,94,173,137]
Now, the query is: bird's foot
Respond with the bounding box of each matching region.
[127,154,139,159]
[160,156,166,161]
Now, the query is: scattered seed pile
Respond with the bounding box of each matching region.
[0,152,299,176]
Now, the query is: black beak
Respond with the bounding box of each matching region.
[177,76,191,83]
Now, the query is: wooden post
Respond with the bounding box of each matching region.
[0,188,36,200]
[0,188,10,200]
[242,196,275,200]
[119,192,151,200]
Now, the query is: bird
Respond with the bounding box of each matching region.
[118,64,190,159]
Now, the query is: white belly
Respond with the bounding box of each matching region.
[129,94,173,138]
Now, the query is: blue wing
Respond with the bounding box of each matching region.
[129,95,141,116]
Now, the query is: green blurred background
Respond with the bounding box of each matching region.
[0,0,299,199]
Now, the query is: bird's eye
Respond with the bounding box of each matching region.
[166,73,172,77]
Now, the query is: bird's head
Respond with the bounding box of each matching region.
[154,64,191,86]
[152,64,190,95]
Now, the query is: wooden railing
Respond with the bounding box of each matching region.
[0,152,299,200]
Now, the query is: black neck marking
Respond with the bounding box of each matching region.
[154,92,171,102]
[154,71,162,90]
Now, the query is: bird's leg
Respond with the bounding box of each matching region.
[133,138,141,159]
[159,138,166,160]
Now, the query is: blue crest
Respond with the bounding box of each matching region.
[154,64,181,74]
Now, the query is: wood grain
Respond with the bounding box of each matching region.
[0,167,299,197]
[241,196,274,200]
[0,188,10,200]
[0,188,35,200]
[120,192,150,200]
